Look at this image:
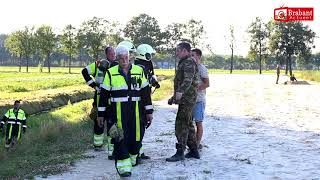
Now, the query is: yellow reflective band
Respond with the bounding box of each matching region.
[117,102,122,129]
[18,124,21,140]
[94,134,104,146]
[135,101,140,141]
[117,158,132,167]
[9,124,13,139]
[130,154,138,166]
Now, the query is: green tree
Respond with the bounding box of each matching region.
[268,21,316,76]
[105,21,124,46]
[5,31,23,71]
[35,25,57,73]
[163,23,185,54]
[183,19,205,47]
[247,17,268,74]
[60,24,79,73]
[124,13,163,49]
[79,17,108,60]
[5,27,36,72]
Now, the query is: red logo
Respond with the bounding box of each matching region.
[274,7,314,22]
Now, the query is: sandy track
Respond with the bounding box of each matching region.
[39,74,320,180]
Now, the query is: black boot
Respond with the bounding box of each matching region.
[120,172,131,177]
[140,153,150,159]
[185,149,200,159]
[166,150,185,162]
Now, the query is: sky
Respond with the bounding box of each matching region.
[0,0,319,56]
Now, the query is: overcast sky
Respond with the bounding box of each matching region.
[0,0,318,56]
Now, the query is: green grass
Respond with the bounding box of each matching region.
[293,70,320,82]
[0,72,84,93]
[152,77,174,101]
[0,66,83,74]
[0,100,93,179]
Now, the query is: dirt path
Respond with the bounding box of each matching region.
[39,74,320,180]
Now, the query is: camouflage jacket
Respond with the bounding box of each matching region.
[174,56,200,105]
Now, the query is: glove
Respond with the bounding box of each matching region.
[168,96,175,105]
[96,117,104,128]
[89,107,98,121]
[23,127,26,133]
[109,124,124,142]
[89,82,98,89]
[145,114,153,129]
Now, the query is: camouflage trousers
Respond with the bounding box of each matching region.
[175,103,197,151]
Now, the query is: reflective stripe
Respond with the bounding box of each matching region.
[111,86,128,91]
[108,143,114,156]
[16,122,21,125]
[145,105,153,110]
[111,97,128,102]
[9,124,13,139]
[135,101,140,141]
[117,159,132,167]
[86,79,94,85]
[130,154,138,166]
[139,145,144,155]
[23,125,27,128]
[0,122,4,124]
[118,167,131,174]
[130,85,141,91]
[110,97,141,102]
[141,81,149,88]
[86,66,91,75]
[131,97,141,101]
[98,107,106,111]
[100,84,111,91]
[94,134,104,146]
[7,121,16,124]
[117,102,122,129]
[18,124,21,140]
[117,158,132,174]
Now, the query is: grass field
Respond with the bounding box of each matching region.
[0,66,83,73]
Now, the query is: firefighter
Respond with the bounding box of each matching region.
[0,100,27,149]
[97,45,153,177]
[81,46,116,151]
[134,44,160,160]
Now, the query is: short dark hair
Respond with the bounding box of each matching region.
[191,48,202,57]
[104,46,113,55]
[177,42,191,52]
[14,100,21,104]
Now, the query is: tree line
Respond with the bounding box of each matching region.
[0,14,319,74]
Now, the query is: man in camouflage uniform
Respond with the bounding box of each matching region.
[166,42,200,162]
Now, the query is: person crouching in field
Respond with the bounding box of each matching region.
[0,100,27,149]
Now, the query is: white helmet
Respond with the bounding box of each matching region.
[136,44,156,61]
[117,40,136,53]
